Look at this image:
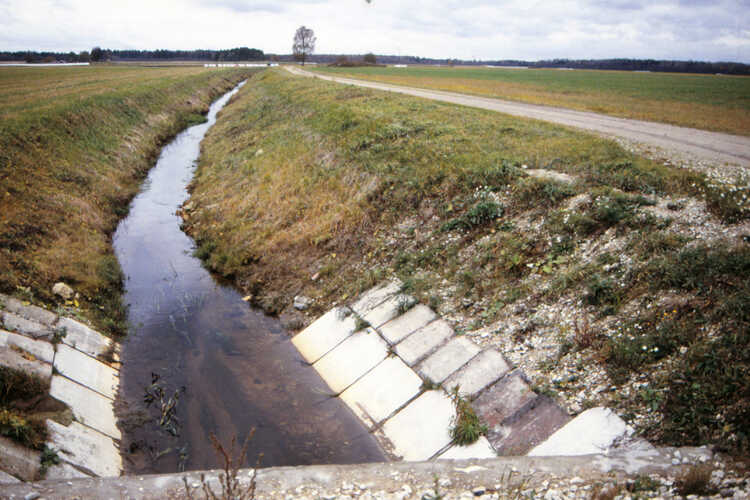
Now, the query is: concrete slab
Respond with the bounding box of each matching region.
[417,337,481,384]
[340,356,422,428]
[0,469,20,483]
[44,461,93,480]
[1,311,53,340]
[49,376,121,440]
[0,294,57,326]
[528,407,632,457]
[489,396,571,456]
[291,307,357,364]
[379,304,437,344]
[437,436,497,460]
[444,350,510,399]
[56,317,118,363]
[0,344,52,383]
[395,319,453,366]
[54,344,119,400]
[0,329,55,364]
[379,390,456,461]
[0,435,40,481]
[313,329,389,394]
[46,419,122,477]
[350,280,402,316]
[474,371,538,429]
[362,294,416,329]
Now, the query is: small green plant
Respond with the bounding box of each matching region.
[448,386,487,445]
[52,325,67,345]
[441,200,503,232]
[40,446,61,476]
[353,314,370,332]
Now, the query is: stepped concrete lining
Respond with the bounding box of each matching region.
[54,343,119,399]
[291,306,357,364]
[0,294,122,483]
[379,304,436,344]
[294,279,636,463]
[379,390,456,461]
[313,328,389,394]
[395,318,454,365]
[340,356,422,429]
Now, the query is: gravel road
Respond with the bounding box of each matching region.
[286,66,750,168]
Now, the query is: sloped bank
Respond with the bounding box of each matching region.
[184,68,749,455]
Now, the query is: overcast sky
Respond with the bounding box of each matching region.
[1,0,749,62]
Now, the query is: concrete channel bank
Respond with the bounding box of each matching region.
[0,293,122,482]
[293,279,645,461]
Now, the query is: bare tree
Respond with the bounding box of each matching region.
[292,26,316,66]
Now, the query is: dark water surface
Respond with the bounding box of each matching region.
[113,82,384,474]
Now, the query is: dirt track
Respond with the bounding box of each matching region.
[285,66,750,168]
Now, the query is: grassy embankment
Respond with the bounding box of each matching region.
[312,65,750,136]
[187,68,749,454]
[0,65,254,336]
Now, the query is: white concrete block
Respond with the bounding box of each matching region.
[56,317,118,363]
[44,461,93,480]
[362,294,415,329]
[0,436,40,481]
[1,311,52,340]
[350,280,402,315]
[292,307,357,364]
[313,328,388,394]
[379,304,437,344]
[395,319,453,366]
[0,329,55,363]
[528,407,633,457]
[49,376,121,440]
[437,436,497,460]
[54,344,119,400]
[0,344,52,382]
[47,420,122,477]
[417,337,481,384]
[444,350,510,399]
[340,356,422,428]
[379,390,456,461]
[0,294,57,326]
[0,469,20,483]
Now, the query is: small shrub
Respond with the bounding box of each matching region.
[583,274,622,315]
[354,315,370,331]
[675,465,717,496]
[448,387,487,445]
[441,200,503,232]
[40,446,61,476]
[0,409,47,449]
[512,176,576,210]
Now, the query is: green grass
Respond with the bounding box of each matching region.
[187,68,749,454]
[0,65,254,335]
[313,65,750,135]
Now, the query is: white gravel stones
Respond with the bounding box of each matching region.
[292,307,358,363]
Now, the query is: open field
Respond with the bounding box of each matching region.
[187,68,749,454]
[0,65,254,335]
[311,65,750,136]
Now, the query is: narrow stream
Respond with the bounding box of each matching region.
[113,81,385,474]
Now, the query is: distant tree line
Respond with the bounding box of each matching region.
[272,54,750,76]
[0,47,265,63]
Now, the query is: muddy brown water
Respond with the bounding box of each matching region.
[113,82,385,474]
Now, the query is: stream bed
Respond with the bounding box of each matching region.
[113,81,385,474]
